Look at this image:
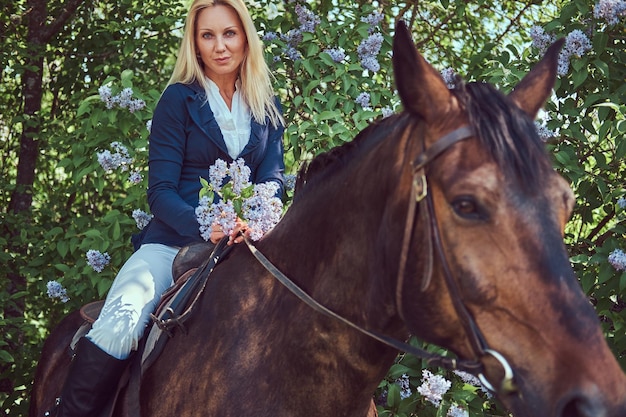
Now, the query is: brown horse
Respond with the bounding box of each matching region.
[30,21,626,417]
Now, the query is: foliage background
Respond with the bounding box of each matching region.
[1,0,624,416]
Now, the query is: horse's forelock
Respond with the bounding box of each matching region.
[454,81,553,192]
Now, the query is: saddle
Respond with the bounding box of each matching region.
[72,240,230,417]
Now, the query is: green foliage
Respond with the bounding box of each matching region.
[1,0,624,416]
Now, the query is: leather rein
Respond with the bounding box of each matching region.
[244,125,517,395]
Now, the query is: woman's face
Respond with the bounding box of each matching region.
[195,5,247,84]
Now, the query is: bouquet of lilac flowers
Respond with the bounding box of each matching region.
[195,158,283,241]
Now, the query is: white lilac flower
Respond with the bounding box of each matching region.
[132,209,152,230]
[608,249,626,271]
[266,3,279,20]
[617,197,626,209]
[355,92,371,109]
[128,98,146,113]
[535,121,555,141]
[98,85,113,107]
[46,281,70,303]
[146,119,152,133]
[97,142,134,172]
[395,374,412,400]
[594,0,626,25]
[453,370,493,398]
[416,370,452,407]
[447,404,469,417]
[440,68,457,89]
[86,250,111,273]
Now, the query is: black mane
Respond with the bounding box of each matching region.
[295,81,551,198]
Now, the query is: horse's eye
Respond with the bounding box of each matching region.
[451,196,484,220]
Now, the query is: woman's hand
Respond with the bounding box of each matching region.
[210,218,252,245]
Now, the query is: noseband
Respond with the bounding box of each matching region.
[244,125,517,396]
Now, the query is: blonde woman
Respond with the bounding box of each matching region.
[53,1,285,415]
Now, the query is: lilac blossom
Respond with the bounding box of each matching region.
[440,68,457,89]
[447,404,469,417]
[242,182,283,241]
[530,25,556,55]
[361,10,384,32]
[97,142,133,172]
[535,121,555,141]
[608,249,626,271]
[594,0,626,25]
[132,209,152,230]
[98,85,145,112]
[355,92,371,109]
[381,106,394,118]
[47,281,70,303]
[395,374,412,400]
[283,173,297,191]
[86,250,111,273]
[557,30,592,75]
[617,197,626,209]
[146,119,152,133]
[323,48,346,63]
[416,370,451,407]
[295,3,320,33]
[263,31,278,41]
[357,32,384,72]
[128,170,143,184]
[453,370,493,398]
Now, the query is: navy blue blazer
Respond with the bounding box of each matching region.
[138,81,285,248]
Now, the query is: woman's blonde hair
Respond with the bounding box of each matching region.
[168,0,283,127]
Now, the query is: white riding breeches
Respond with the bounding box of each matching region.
[86,243,179,360]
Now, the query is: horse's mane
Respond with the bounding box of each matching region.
[295,80,551,198]
[455,80,552,192]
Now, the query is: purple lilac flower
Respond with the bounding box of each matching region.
[395,374,412,400]
[357,32,384,72]
[263,31,278,41]
[284,173,297,191]
[594,0,626,25]
[565,30,592,57]
[132,209,152,230]
[243,182,283,241]
[146,119,152,133]
[608,248,626,271]
[128,170,143,184]
[355,92,371,109]
[530,25,556,55]
[323,48,346,63]
[440,68,457,89]
[361,10,384,31]
[617,197,626,209]
[295,4,320,33]
[98,85,114,108]
[86,250,111,273]
[416,370,451,407]
[209,159,229,190]
[381,106,394,118]
[47,281,70,303]
[229,158,252,195]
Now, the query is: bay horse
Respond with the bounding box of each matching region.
[31,21,626,417]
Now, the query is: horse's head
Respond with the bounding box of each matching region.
[391,21,626,417]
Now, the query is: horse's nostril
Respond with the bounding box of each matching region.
[560,395,606,417]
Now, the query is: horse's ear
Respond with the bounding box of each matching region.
[393,20,452,122]
[509,39,565,118]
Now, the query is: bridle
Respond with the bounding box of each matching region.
[244,125,517,396]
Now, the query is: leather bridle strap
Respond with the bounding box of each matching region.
[243,237,483,374]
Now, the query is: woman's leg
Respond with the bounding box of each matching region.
[55,243,178,417]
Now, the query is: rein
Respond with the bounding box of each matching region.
[244,125,517,395]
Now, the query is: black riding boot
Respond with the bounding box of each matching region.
[55,337,127,417]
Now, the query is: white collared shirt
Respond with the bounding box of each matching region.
[205,78,251,159]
